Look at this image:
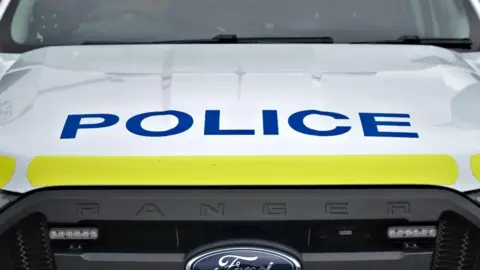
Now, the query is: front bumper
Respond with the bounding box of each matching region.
[0,186,479,270]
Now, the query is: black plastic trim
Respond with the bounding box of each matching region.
[0,186,478,270]
[53,251,432,270]
[1,187,480,237]
[302,251,432,270]
[55,253,184,270]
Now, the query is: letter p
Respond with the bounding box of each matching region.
[60,114,119,139]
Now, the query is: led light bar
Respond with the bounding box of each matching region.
[387,226,437,239]
[49,228,99,240]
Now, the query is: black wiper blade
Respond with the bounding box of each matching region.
[351,35,472,49]
[82,34,335,45]
[208,34,335,44]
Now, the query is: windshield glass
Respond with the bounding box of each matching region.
[1,0,480,52]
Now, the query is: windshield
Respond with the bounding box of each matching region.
[1,0,480,52]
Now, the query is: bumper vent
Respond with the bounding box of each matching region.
[0,214,55,270]
[432,218,479,270]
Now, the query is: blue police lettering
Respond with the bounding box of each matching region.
[203,110,279,135]
[61,110,419,139]
[288,110,351,136]
[359,112,419,138]
[61,113,119,139]
[262,110,279,135]
[126,110,193,137]
[204,110,255,135]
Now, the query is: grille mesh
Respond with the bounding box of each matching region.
[3,213,480,270]
[432,219,479,270]
[69,220,416,253]
[0,214,55,270]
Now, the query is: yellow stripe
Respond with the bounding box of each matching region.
[27,155,458,187]
[0,156,15,188]
[472,154,480,181]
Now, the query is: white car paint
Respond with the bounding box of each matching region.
[0,0,480,193]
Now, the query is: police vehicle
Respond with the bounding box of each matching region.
[0,0,480,270]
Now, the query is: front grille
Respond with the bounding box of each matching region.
[432,215,480,270]
[49,220,435,254]
[1,215,480,270]
[2,216,480,270]
[2,188,480,270]
[0,214,55,270]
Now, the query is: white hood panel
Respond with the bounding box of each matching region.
[0,44,479,192]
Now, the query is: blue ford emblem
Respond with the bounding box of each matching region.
[186,247,301,270]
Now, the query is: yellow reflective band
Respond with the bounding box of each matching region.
[472,154,480,181]
[0,156,15,188]
[27,155,458,187]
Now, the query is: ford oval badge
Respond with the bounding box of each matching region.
[186,247,301,270]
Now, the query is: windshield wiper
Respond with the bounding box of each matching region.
[82,34,335,45]
[207,34,335,44]
[351,35,473,49]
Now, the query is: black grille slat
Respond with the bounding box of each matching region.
[0,214,55,270]
[0,234,13,270]
[3,212,480,270]
[74,221,309,253]
[54,220,434,253]
[433,219,479,270]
